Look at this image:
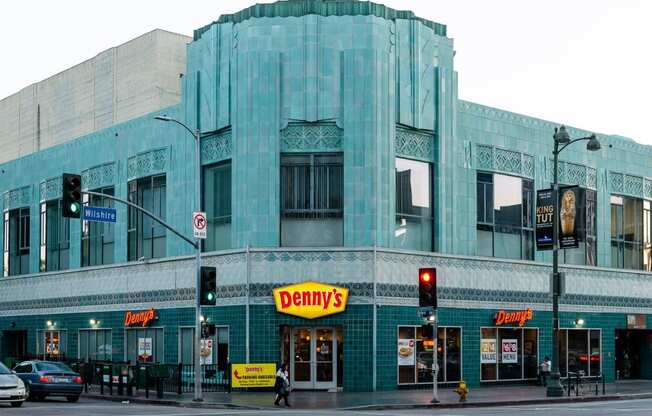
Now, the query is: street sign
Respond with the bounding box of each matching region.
[193,211,207,239]
[83,206,116,223]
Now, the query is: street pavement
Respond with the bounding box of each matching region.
[3,397,652,416]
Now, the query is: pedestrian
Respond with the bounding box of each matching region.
[540,356,551,387]
[274,362,291,407]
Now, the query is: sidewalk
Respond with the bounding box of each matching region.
[84,380,652,410]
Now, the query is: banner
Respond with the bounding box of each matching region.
[480,339,497,363]
[138,338,153,362]
[559,186,581,249]
[501,339,518,364]
[397,339,415,366]
[200,339,213,365]
[536,189,554,250]
[231,363,276,388]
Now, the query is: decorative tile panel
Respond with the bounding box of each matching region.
[586,167,597,190]
[609,171,649,198]
[81,162,116,190]
[610,171,624,193]
[624,174,644,197]
[395,128,434,161]
[280,122,343,152]
[548,160,597,189]
[645,179,652,200]
[127,147,169,180]
[475,144,533,178]
[39,177,62,202]
[3,186,32,211]
[201,130,232,164]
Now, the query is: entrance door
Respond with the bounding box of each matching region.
[616,329,652,380]
[1,330,27,359]
[291,327,336,390]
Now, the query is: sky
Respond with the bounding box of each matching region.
[1,0,650,144]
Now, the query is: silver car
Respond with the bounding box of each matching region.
[0,362,27,407]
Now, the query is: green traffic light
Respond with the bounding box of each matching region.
[70,203,80,213]
[206,292,215,301]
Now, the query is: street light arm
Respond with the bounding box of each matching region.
[556,135,595,155]
[167,118,198,140]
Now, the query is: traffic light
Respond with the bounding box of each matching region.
[418,267,437,308]
[62,173,82,218]
[200,266,217,306]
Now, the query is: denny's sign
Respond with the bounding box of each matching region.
[273,282,349,319]
[124,308,157,327]
[494,308,533,327]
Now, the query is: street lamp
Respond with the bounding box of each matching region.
[547,125,600,397]
[155,115,204,402]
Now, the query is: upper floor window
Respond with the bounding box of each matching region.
[40,200,70,272]
[611,195,651,270]
[3,207,30,276]
[81,187,115,267]
[128,175,166,261]
[280,154,343,246]
[203,161,231,252]
[394,158,433,251]
[477,172,534,260]
[562,188,597,266]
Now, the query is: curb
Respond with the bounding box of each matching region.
[342,392,652,411]
[83,391,652,411]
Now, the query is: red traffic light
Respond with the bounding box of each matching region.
[418,267,437,308]
[420,271,432,283]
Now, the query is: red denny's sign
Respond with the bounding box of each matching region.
[273,282,349,319]
[124,308,157,327]
[494,308,533,327]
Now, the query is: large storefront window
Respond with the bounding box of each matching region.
[559,329,601,377]
[128,175,166,261]
[397,326,461,384]
[203,162,231,252]
[477,172,534,260]
[179,327,229,370]
[125,328,164,363]
[480,327,538,381]
[280,154,343,246]
[79,329,112,361]
[395,158,433,251]
[3,207,30,276]
[81,187,115,267]
[611,195,651,270]
[40,200,70,272]
[562,188,597,266]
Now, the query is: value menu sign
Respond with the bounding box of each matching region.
[536,189,554,250]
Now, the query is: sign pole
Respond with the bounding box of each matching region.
[431,309,439,404]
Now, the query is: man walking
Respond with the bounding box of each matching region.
[540,356,551,386]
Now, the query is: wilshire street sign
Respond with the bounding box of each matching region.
[83,206,117,223]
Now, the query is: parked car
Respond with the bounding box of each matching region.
[0,361,27,407]
[13,361,83,402]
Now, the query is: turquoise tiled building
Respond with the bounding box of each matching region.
[1,0,651,392]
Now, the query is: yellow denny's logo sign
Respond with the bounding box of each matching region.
[273,282,349,319]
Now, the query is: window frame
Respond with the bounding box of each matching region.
[128,174,167,261]
[610,194,649,270]
[78,328,113,362]
[3,207,30,276]
[39,199,70,272]
[81,186,115,267]
[395,157,434,252]
[479,326,540,382]
[202,161,232,252]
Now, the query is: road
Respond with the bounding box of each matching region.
[2,397,652,415]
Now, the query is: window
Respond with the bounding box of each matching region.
[40,200,70,272]
[395,158,433,251]
[480,327,538,381]
[179,326,229,370]
[397,326,461,384]
[476,172,534,260]
[38,330,67,360]
[79,329,112,362]
[128,175,166,261]
[559,329,601,377]
[203,162,231,251]
[562,188,597,266]
[81,187,115,266]
[281,154,343,246]
[3,207,30,276]
[611,195,648,270]
[125,328,164,363]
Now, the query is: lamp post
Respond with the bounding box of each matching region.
[154,115,203,402]
[547,126,601,397]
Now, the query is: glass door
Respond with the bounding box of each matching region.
[291,327,336,389]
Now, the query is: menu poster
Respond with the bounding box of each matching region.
[397,339,415,366]
[502,339,518,364]
[480,339,497,363]
[138,337,153,362]
[200,339,213,365]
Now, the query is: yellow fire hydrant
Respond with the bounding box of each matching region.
[454,380,469,402]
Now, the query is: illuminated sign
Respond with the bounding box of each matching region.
[273,281,349,319]
[124,308,157,327]
[494,308,533,327]
[231,363,276,388]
